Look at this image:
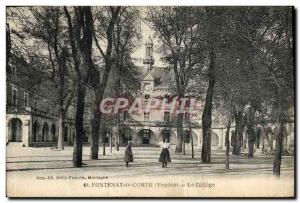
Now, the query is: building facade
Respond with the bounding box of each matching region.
[6,36,294,154]
[6,55,76,147]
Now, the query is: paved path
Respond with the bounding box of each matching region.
[6,144,294,178]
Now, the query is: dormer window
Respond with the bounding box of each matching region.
[123,110,129,121]
[34,97,37,108]
[12,66,17,75]
[154,77,162,87]
[12,88,17,105]
[24,92,29,107]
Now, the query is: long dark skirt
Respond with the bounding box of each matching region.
[124,147,133,162]
[159,148,171,162]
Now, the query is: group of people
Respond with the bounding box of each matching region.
[124,138,171,168]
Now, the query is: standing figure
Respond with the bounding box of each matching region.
[124,141,133,167]
[159,138,171,168]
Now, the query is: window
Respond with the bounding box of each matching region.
[34,97,38,108]
[24,92,29,107]
[154,77,162,87]
[164,112,170,122]
[123,110,128,121]
[103,129,110,143]
[42,99,46,111]
[144,112,150,121]
[12,88,17,105]
[12,66,17,75]
[185,131,191,143]
[144,94,150,104]
[185,112,190,121]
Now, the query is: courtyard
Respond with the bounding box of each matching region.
[6,144,295,197]
[6,144,294,177]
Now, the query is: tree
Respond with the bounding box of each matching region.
[6,23,11,67]
[199,7,230,162]
[110,7,141,151]
[64,6,95,167]
[89,6,121,159]
[225,7,294,175]
[147,7,204,153]
[7,7,75,150]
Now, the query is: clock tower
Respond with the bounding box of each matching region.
[143,36,154,71]
[142,36,155,93]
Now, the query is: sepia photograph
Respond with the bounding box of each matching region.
[5,5,295,198]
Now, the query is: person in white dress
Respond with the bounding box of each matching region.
[159,138,171,168]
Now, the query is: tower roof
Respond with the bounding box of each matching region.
[145,35,153,44]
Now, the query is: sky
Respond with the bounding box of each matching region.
[7,6,167,68]
[131,7,166,68]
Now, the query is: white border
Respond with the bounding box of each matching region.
[0,1,298,202]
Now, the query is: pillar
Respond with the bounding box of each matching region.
[23,120,30,147]
[218,129,224,151]
[6,119,9,144]
[198,129,202,149]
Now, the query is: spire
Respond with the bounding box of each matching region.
[145,35,153,45]
[143,35,154,66]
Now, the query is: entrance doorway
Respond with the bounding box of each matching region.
[137,129,155,145]
[9,118,23,142]
[142,129,151,144]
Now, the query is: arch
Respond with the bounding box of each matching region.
[82,128,89,143]
[158,129,176,145]
[42,122,49,142]
[51,124,56,142]
[183,130,198,146]
[32,120,41,142]
[137,129,156,145]
[101,127,111,144]
[119,127,135,145]
[211,131,219,147]
[265,126,274,139]
[8,118,23,142]
[255,125,266,149]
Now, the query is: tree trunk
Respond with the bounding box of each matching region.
[247,125,256,158]
[57,112,64,150]
[255,128,260,149]
[175,111,184,153]
[190,131,194,159]
[248,140,254,158]
[6,23,11,68]
[103,140,106,155]
[225,118,231,171]
[73,83,86,167]
[102,127,106,156]
[233,111,243,155]
[90,110,101,159]
[201,49,215,163]
[202,128,212,162]
[273,122,284,176]
[110,131,112,153]
[183,137,186,155]
[244,104,256,158]
[115,129,120,151]
[89,7,120,161]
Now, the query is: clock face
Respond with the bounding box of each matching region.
[144,84,152,91]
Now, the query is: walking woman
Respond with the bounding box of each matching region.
[159,138,171,168]
[124,141,133,167]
